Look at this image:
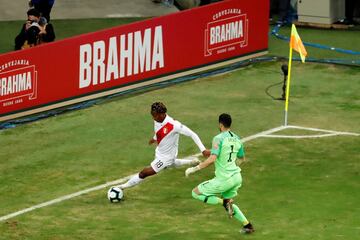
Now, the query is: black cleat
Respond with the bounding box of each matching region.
[241,223,255,234]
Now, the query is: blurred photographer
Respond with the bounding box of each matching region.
[14,9,55,50]
[15,8,41,50]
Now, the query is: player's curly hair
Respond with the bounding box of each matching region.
[151,102,167,114]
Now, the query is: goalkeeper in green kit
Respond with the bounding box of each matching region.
[185,113,254,234]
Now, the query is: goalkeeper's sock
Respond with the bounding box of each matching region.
[192,190,222,205]
[233,203,249,226]
[119,173,143,189]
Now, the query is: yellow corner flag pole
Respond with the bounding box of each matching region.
[284,24,307,126]
[284,40,293,126]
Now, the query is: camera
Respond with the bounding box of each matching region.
[38,17,47,26]
[30,21,40,28]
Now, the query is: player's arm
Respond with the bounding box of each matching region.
[236,154,246,166]
[149,134,157,145]
[199,154,217,168]
[185,154,216,177]
[236,143,246,165]
[185,136,220,177]
[177,123,210,157]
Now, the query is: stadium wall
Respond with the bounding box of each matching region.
[0,0,269,122]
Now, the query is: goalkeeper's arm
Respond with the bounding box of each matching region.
[185,154,216,177]
[236,155,246,166]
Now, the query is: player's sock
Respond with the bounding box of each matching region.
[232,203,249,225]
[175,157,200,167]
[119,173,143,189]
[192,190,222,205]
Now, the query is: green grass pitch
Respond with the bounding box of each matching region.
[0,19,359,239]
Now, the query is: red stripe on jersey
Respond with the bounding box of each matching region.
[156,122,174,144]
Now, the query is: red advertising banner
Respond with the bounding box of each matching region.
[0,0,269,122]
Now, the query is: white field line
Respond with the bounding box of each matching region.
[286,125,360,136]
[1,124,358,222]
[0,175,133,222]
[0,126,285,222]
[261,125,360,139]
[262,133,340,139]
[242,126,288,142]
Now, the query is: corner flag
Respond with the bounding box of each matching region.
[284,24,308,126]
[290,24,307,63]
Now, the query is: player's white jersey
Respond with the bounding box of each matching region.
[153,115,206,160]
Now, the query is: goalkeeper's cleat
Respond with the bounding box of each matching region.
[240,223,255,234]
[223,199,234,218]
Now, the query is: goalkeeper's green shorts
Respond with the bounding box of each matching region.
[197,172,242,199]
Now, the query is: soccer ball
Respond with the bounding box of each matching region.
[107,187,124,202]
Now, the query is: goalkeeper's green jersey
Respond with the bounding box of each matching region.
[210,131,244,180]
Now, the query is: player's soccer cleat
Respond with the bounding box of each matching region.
[191,159,201,166]
[223,199,234,218]
[240,223,255,234]
[188,156,201,166]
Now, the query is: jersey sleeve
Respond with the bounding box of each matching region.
[176,121,206,152]
[237,143,245,158]
[211,136,221,156]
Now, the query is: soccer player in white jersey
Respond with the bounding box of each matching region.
[118,102,210,189]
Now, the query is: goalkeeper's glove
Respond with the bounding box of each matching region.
[185,165,200,177]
